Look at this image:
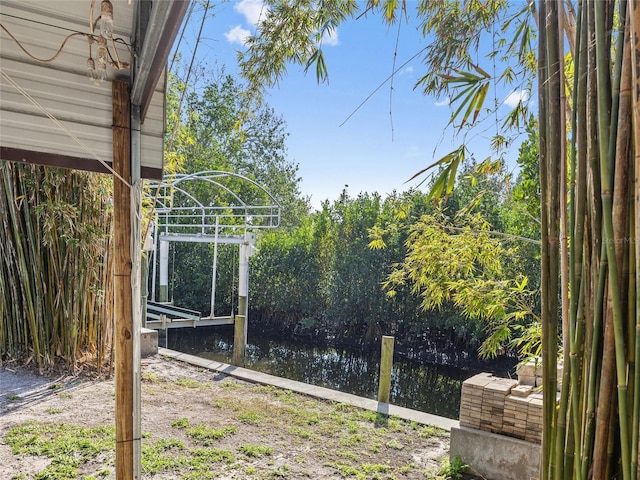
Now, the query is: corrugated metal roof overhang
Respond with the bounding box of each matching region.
[0,0,184,180]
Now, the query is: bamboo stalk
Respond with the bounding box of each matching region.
[550,1,570,476]
[538,2,553,477]
[544,1,563,478]
[557,2,576,474]
[3,168,42,370]
[593,1,631,478]
[614,17,636,473]
[628,1,640,477]
[568,3,589,474]
[1,156,114,372]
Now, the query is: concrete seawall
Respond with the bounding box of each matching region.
[158,347,459,431]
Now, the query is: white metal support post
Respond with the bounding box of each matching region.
[234,233,255,364]
[209,218,219,317]
[159,240,169,302]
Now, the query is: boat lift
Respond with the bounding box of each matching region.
[144,171,280,356]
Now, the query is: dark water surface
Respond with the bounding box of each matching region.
[166,326,515,420]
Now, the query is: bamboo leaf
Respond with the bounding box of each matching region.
[404,146,464,184]
[304,48,328,83]
[442,68,490,129]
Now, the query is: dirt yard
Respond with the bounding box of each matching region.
[0,355,463,479]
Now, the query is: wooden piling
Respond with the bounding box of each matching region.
[377,335,394,404]
[233,315,246,366]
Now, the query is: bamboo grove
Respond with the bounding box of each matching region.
[538,1,640,479]
[0,163,113,372]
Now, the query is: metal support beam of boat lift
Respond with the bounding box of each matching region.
[158,233,255,244]
[159,240,169,303]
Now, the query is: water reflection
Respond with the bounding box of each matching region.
[167,327,502,419]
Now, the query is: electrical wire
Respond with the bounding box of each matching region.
[108,36,131,69]
[388,14,404,142]
[1,23,88,63]
[1,22,130,70]
[0,12,88,35]
[0,68,132,189]
[339,46,428,128]
[167,0,211,154]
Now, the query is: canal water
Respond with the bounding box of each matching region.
[166,326,516,420]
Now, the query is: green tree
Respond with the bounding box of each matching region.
[250,215,328,332]
[501,117,541,305]
[161,70,310,316]
[323,191,390,342]
[168,71,308,228]
[380,208,538,359]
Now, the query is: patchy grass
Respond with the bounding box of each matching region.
[174,377,207,389]
[186,423,237,445]
[237,411,263,425]
[171,417,190,429]
[238,444,273,458]
[1,358,453,479]
[142,438,188,474]
[44,407,63,415]
[5,422,114,479]
[419,425,449,439]
[141,371,160,383]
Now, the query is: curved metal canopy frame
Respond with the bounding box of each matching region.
[147,170,281,236]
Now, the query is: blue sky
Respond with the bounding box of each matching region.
[177,0,529,209]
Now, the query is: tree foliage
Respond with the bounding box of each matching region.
[381,210,538,359]
[239,0,537,181]
[246,170,539,357]
[166,69,309,228]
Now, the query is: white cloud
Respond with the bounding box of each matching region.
[225,25,251,45]
[234,0,266,26]
[503,89,529,107]
[434,97,450,107]
[322,29,340,46]
[402,66,414,75]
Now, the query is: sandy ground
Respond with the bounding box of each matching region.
[0,355,455,479]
